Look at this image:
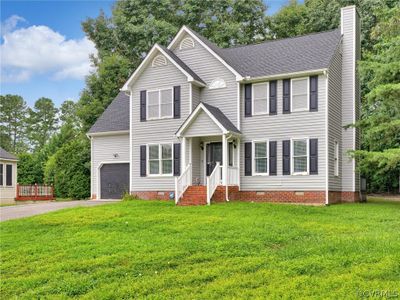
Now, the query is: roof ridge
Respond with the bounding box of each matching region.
[222,28,341,51]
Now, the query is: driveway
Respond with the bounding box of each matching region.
[0,200,119,222]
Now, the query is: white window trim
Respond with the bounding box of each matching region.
[147,143,174,177]
[290,77,310,112]
[252,140,269,176]
[152,54,167,67]
[291,137,309,175]
[209,78,226,90]
[334,140,339,177]
[252,82,269,115]
[146,88,173,120]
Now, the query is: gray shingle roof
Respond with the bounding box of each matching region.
[0,147,17,160]
[201,102,241,134]
[160,45,206,85]
[88,91,129,134]
[187,27,342,78]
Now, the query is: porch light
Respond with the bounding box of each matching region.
[200,142,204,150]
[113,153,119,158]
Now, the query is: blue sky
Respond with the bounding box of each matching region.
[1,0,294,107]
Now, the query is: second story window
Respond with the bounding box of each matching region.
[147,88,173,120]
[252,83,268,115]
[291,77,309,112]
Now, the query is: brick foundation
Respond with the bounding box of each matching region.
[131,191,174,201]
[329,191,360,203]
[91,194,97,200]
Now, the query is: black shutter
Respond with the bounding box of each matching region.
[6,164,12,186]
[173,143,181,176]
[173,86,181,119]
[309,139,318,174]
[282,140,290,175]
[310,76,318,111]
[283,79,291,114]
[0,164,3,186]
[244,142,252,176]
[269,141,277,175]
[269,80,277,115]
[140,145,146,177]
[245,84,252,117]
[140,90,146,122]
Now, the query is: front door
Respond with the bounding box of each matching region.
[206,142,222,176]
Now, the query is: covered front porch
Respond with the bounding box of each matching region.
[175,103,241,205]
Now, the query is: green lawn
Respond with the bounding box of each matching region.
[1,199,399,299]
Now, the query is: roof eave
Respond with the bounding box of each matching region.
[240,68,328,83]
[87,130,129,137]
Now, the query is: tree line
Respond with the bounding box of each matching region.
[1,0,398,197]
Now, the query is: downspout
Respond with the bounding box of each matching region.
[325,70,329,205]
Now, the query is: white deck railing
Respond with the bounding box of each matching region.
[227,166,239,185]
[206,162,221,205]
[175,163,192,204]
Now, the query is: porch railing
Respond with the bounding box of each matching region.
[175,163,192,204]
[227,166,239,185]
[16,184,55,201]
[206,162,221,205]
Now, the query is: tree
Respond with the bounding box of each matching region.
[44,135,90,199]
[353,6,400,192]
[0,94,28,153]
[60,100,79,127]
[17,152,43,184]
[27,97,59,150]
[78,0,269,131]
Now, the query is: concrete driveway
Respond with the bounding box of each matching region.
[0,200,119,222]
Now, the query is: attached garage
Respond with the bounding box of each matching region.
[100,163,129,199]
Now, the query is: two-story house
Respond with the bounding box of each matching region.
[87,5,361,205]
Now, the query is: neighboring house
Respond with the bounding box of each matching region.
[0,147,18,205]
[88,6,361,205]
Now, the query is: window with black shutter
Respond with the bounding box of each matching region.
[173,143,181,176]
[6,164,12,186]
[245,84,252,117]
[0,164,3,186]
[269,81,277,115]
[269,141,277,175]
[140,145,146,176]
[173,86,181,119]
[140,90,146,121]
[283,79,291,113]
[282,140,290,175]
[310,76,318,111]
[309,139,318,174]
[244,142,252,176]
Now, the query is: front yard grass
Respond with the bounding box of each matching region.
[1,200,399,299]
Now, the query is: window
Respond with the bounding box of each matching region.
[252,83,268,115]
[6,164,12,186]
[291,77,309,112]
[148,144,173,175]
[179,37,195,50]
[334,141,339,176]
[209,78,226,89]
[292,139,308,174]
[228,142,233,166]
[0,164,3,186]
[147,88,173,120]
[253,141,268,175]
[152,54,167,67]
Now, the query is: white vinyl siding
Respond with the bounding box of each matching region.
[334,141,339,177]
[147,88,173,120]
[252,83,268,115]
[292,138,309,175]
[240,76,327,191]
[182,110,222,137]
[253,140,268,175]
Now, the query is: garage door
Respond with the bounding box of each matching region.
[100,163,129,199]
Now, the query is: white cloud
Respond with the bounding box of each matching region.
[1,15,97,83]
[0,15,26,35]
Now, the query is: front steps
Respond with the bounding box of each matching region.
[178,185,239,206]
[178,186,207,206]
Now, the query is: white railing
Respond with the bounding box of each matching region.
[206,162,221,205]
[175,163,192,204]
[227,166,239,185]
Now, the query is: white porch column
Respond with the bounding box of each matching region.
[222,134,228,185]
[237,137,240,189]
[182,137,187,170]
[189,138,192,165]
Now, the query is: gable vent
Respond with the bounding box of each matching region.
[152,54,167,67]
[179,37,195,50]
